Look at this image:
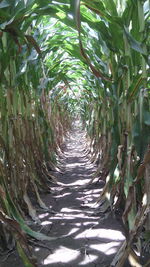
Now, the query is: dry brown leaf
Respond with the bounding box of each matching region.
[0,185,6,198]
[134,146,150,183]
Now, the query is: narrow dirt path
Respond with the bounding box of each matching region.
[34,122,126,267]
[1,122,126,267]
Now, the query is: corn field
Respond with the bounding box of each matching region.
[0,0,150,266]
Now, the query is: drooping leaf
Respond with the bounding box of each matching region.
[124,26,147,55]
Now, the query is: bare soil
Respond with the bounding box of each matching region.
[0,122,128,267]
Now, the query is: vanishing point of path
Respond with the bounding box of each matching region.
[1,122,126,267]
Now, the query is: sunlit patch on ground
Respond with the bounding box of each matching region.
[75,228,125,241]
[79,254,98,266]
[60,207,94,215]
[57,178,92,186]
[90,242,121,255]
[41,221,53,226]
[43,246,80,265]
[39,213,49,219]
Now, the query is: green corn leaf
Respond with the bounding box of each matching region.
[17,242,37,267]
[144,111,150,126]
[103,0,118,16]
[124,26,147,55]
